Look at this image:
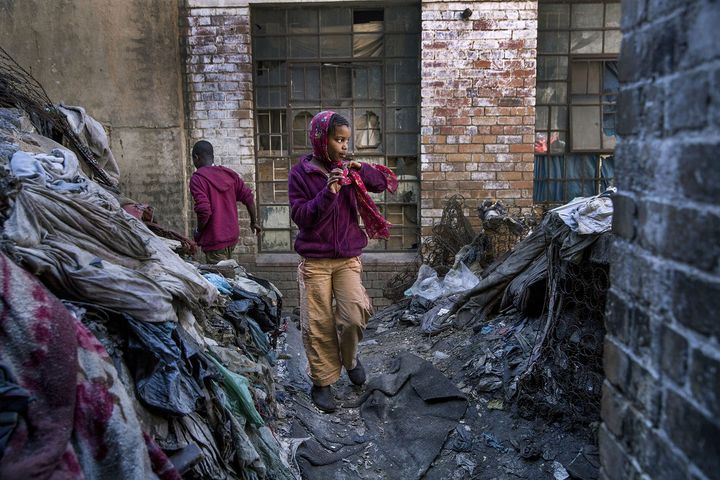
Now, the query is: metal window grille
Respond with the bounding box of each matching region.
[534,1,620,203]
[252,4,421,252]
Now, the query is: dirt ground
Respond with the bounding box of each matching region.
[273,306,600,480]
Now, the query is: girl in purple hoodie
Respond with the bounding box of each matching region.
[288,111,397,412]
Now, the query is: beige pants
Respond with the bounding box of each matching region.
[298,257,372,387]
[204,245,235,264]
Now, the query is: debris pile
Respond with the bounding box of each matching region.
[380,192,613,426]
[384,195,536,303]
[0,51,293,479]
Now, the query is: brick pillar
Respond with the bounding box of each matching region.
[420,1,537,235]
[180,3,257,254]
[601,1,720,479]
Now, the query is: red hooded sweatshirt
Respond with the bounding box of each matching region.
[190,165,254,252]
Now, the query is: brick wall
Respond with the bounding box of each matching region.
[601,0,720,479]
[246,254,411,310]
[181,4,257,254]
[420,1,537,235]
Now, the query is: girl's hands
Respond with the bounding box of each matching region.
[327,168,344,194]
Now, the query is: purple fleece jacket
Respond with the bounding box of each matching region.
[190,165,254,251]
[289,155,389,258]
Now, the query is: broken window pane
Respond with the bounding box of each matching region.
[292,111,315,149]
[387,180,419,204]
[571,4,604,29]
[539,4,569,30]
[288,9,317,34]
[354,110,382,149]
[256,110,286,153]
[353,10,384,57]
[320,8,351,33]
[571,106,601,150]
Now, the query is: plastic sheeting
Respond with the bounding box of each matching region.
[58,104,121,184]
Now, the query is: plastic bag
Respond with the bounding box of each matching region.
[405,263,479,301]
[404,264,444,301]
[442,262,480,295]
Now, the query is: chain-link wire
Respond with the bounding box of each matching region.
[515,242,609,425]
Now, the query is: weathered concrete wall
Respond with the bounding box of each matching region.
[0,0,189,232]
[420,1,537,234]
[601,0,720,478]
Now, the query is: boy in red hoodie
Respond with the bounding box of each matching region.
[190,140,261,263]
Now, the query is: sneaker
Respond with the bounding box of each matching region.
[310,385,337,413]
[347,357,366,386]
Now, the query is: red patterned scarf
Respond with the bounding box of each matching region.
[309,111,398,239]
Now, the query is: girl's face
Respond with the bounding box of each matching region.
[327,125,351,162]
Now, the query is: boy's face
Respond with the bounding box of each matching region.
[327,125,351,163]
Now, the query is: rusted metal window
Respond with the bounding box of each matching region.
[534,1,620,203]
[252,4,421,252]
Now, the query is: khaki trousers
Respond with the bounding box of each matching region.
[204,245,235,264]
[298,257,372,387]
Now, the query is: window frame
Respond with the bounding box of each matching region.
[251,4,422,253]
[534,1,620,204]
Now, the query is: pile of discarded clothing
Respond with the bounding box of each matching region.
[0,106,294,479]
[380,192,613,425]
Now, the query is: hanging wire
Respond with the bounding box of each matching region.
[0,46,117,189]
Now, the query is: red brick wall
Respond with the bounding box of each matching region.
[420,1,537,235]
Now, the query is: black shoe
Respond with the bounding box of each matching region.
[311,385,337,413]
[347,357,366,386]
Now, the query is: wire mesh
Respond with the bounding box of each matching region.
[515,246,609,425]
[383,195,475,301]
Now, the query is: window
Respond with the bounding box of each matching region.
[252,5,421,251]
[534,1,620,203]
